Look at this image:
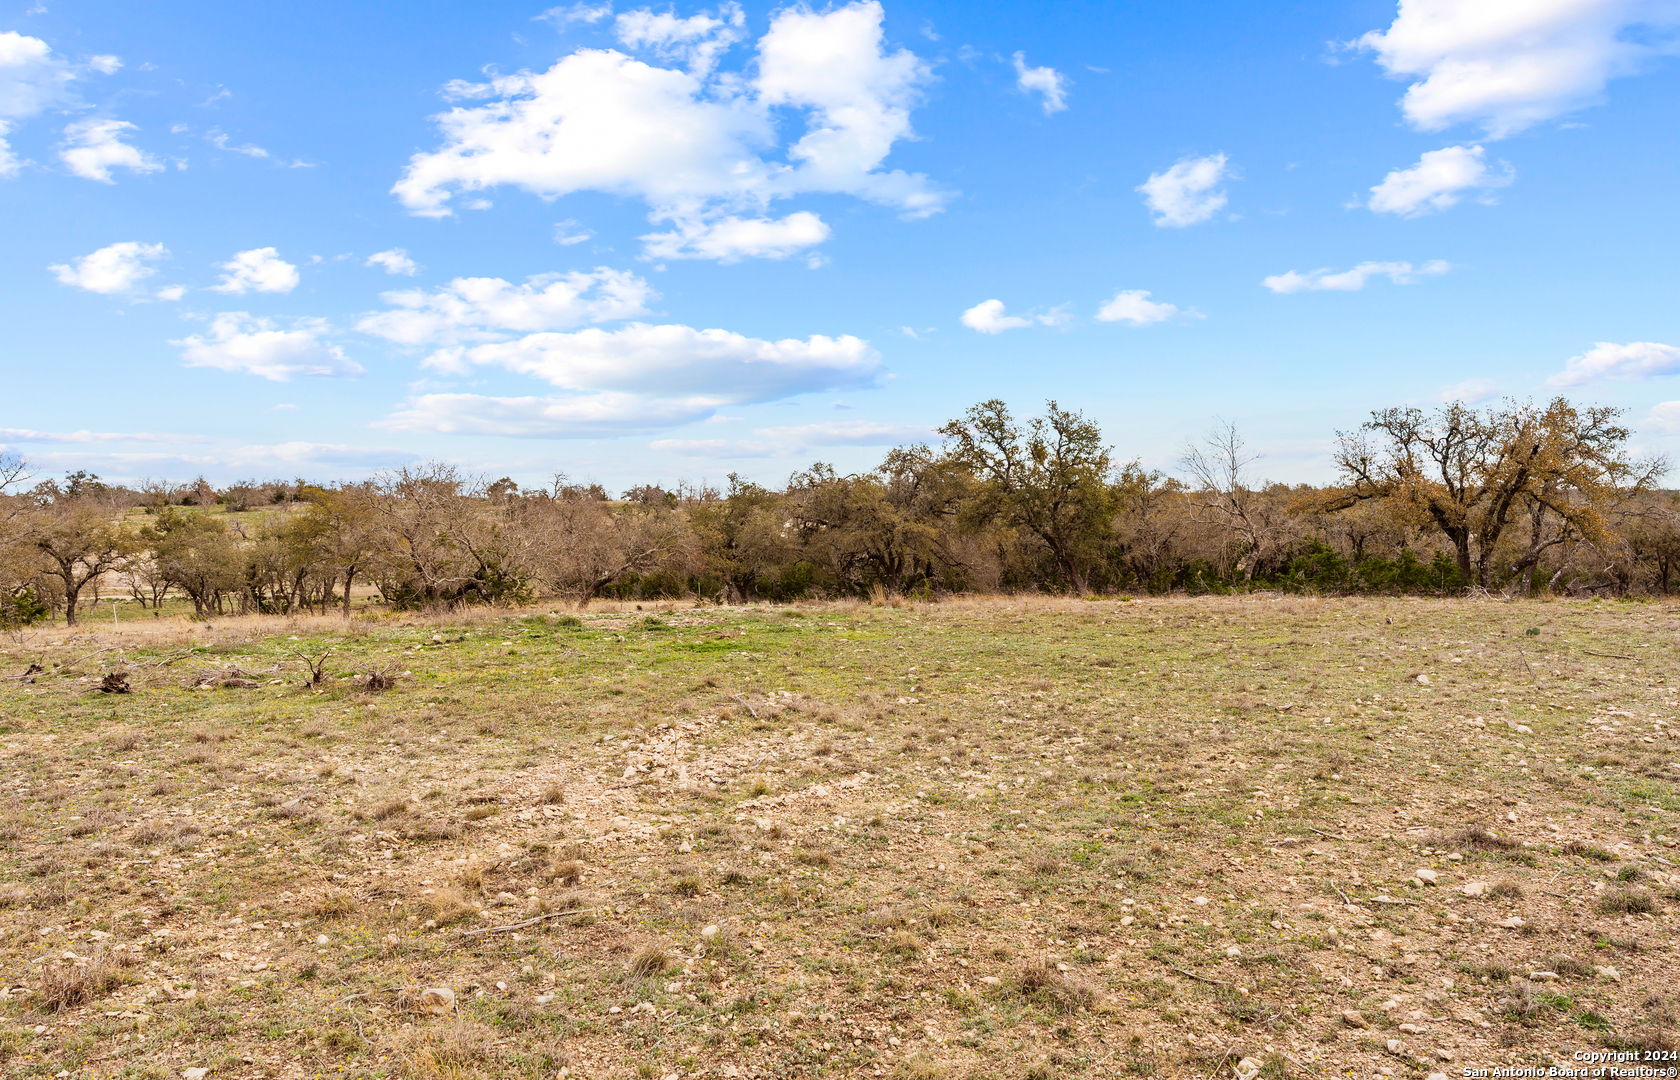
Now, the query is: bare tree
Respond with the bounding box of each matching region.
[1179,421,1278,579]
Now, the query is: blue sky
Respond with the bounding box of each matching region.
[3,0,1678,490]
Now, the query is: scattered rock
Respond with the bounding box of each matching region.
[1416,674,1430,685]
[418,987,455,1015]
[1341,1009,1369,1028]
[1224,946,1241,957]
[1528,971,1557,981]
[1191,896,1209,906]
[1233,1058,1263,1080]
[1594,965,1620,981]
[183,1070,208,1080]
[701,924,719,940]
[1496,916,1525,929]
[1460,882,1488,897]
[1386,1038,1404,1053]
[1415,868,1438,885]
[1398,1023,1426,1035]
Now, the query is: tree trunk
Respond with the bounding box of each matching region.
[342,567,356,617]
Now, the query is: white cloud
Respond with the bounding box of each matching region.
[1546,341,1680,387]
[650,419,931,457]
[1367,144,1513,216]
[614,2,745,77]
[379,392,716,437]
[0,32,74,121]
[0,123,17,177]
[87,54,121,75]
[174,312,364,382]
[211,247,300,294]
[1137,153,1229,227]
[429,322,880,401]
[1012,51,1067,114]
[639,210,831,262]
[1357,0,1680,138]
[1095,289,1196,326]
[357,267,655,346]
[206,129,269,158]
[1262,259,1450,294]
[1648,401,1680,432]
[8,442,419,478]
[154,285,185,301]
[1,30,75,171]
[554,219,594,245]
[49,240,167,294]
[960,298,1069,334]
[365,248,420,276]
[537,2,613,29]
[1436,378,1501,404]
[393,1,947,261]
[751,420,931,445]
[0,427,200,444]
[58,118,162,182]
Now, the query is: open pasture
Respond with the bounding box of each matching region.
[0,595,1676,1079]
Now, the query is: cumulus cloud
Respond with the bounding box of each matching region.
[1137,153,1229,227]
[430,323,879,399]
[49,241,167,294]
[1013,51,1067,114]
[366,248,420,276]
[1367,144,1514,216]
[173,312,364,382]
[1095,289,1197,326]
[1546,341,1680,387]
[1262,259,1450,293]
[379,319,881,438]
[58,118,163,182]
[1357,0,1680,138]
[959,298,1069,334]
[0,31,75,122]
[393,1,947,261]
[357,267,655,347]
[639,210,831,262]
[211,247,300,294]
[1648,401,1680,432]
[0,33,129,177]
[614,2,745,77]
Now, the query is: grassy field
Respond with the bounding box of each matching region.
[0,594,1676,1080]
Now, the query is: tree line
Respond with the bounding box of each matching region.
[1,396,1675,626]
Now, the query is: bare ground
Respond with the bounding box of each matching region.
[0,594,1677,1080]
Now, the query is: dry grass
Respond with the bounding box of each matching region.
[0,594,1675,1079]
[37,951,128,1012]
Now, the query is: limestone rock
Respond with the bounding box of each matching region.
[418,987,456,1015]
